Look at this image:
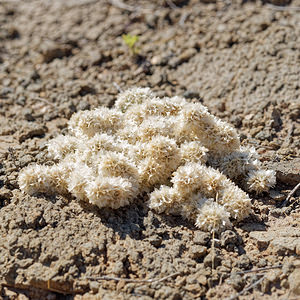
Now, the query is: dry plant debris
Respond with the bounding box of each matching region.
[18,88,276,232]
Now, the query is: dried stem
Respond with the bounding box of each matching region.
[108,0,152,13]
[34,97,56,107]
[113,82,123,93]
[179,12,189,27]
[165,0,179,9]
[226,275,265,300]
[235,265,283,275]
[281,182,300,207]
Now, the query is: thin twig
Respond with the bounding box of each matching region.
[108,0,152,13]
[108,0,135,11]
[266,3,300,11]
[65,0,100,8]
[226,275,265,300]
[165,0,179,9]
[86,271,181,284]
[34,97,56,107]
[179,12,189,27]
[227,264,300,300]
[235,265,283,275]
[240,275,265,295]
[281,182,300,207]
[211,193,219,270]
[113,82,123,93]
[212,223,216,270]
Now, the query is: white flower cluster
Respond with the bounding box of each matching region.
[18,88,276,232]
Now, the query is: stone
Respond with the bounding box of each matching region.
[241,223,266,232]
[235,255,251,270]
[146,14,158,29]
[269,190,285,201]
[89,281,100,293]
[288,268,300,295]
[183,90,200,99]
[148,235,162,247]
[227,274,245,292]
[255,129,272,141]
[221,230,238,247]
[265,158,300,185]
[41,42,73,63]
[193,232,210,246]
[16,96,26,106]
[111,261,124,276]
[18,124,48,142]
[203,251,221,268]
[19,154,33,167]
[169,48,197,68]
[77,100,90,111]
[72,83,96,97]
[249,231,272,250]
[1,87,14,96]
[250,227,300,255]
[269,237,300,255]
[3,288,17,298]
[151,55,163,65]
[197,274,207,286]
[0,188,13,200]
[190,245,207,260]
[89,51,104,66]
[257,258,268,268]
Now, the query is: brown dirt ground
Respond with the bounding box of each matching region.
[0,0,300,299]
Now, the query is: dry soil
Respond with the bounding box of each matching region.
[0,0,299,299]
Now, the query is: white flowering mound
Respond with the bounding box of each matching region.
[18,88,276,232]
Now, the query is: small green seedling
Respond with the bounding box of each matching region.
[122,34,140,55]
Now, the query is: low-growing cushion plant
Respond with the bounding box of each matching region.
[18,88,276,232]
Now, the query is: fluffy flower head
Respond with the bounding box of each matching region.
[18,88,276,233]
